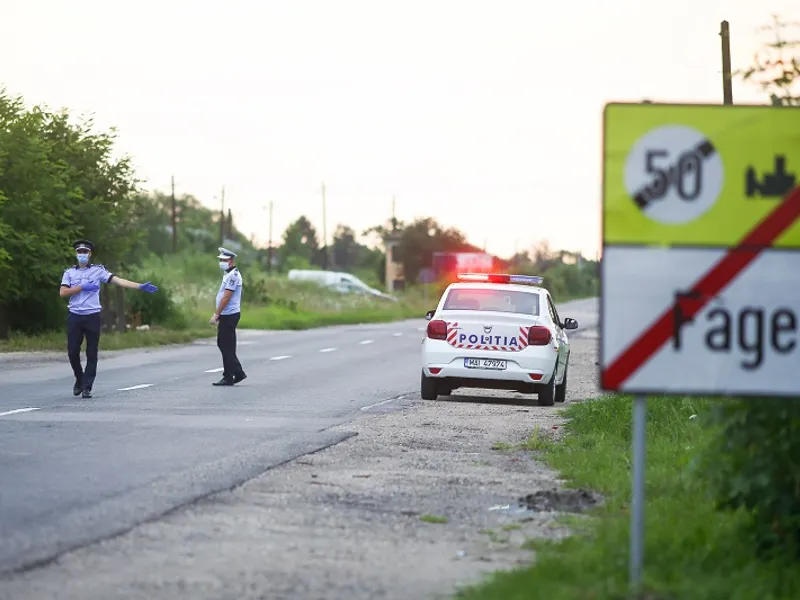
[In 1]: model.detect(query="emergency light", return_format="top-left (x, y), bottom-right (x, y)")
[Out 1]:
top-left (456, 273), bottom-right (544, 285)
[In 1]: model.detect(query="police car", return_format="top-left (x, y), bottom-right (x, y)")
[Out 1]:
top-left (420, 273), bottom-right (578, 406)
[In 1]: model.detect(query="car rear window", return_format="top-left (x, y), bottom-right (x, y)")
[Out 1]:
top-left (442, 287), bottom-right (540, 315)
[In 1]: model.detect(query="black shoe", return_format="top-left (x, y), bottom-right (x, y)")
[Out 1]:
top-left (233, 372), bottom-right (247, 384)
top-left (73, 379), bottom-right (83, 396)
top-left (82, 389), bottom-right (92, 399)
top-left (212, 378), bottom-right (234, 386)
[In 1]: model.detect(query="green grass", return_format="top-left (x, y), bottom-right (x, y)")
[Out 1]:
top-left (0, 328), bottom-right (215, 353)
top-left (2, 253), bottom-right (429, 353)
top-left (420, 515), bottom-right (449, 524)
top-left (456, 394), bottom-right (800, 600)
top-left (238, 302), bottom-right (421, 330)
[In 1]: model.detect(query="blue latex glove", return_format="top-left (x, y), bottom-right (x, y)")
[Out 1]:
top-left (139, 281), bottom-right (158, 293)
top-left (81, 282), bottom-right (100, 293)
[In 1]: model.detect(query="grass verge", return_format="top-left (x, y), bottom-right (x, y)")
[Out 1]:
top-left (0, 303), bottom-right (423, 353)
top-left (0, 328), bottom-right (215, 353)
top-left (456, 394), bottom-right (800, 600)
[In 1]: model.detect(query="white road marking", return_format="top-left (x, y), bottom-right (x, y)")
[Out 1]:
top-left (416, 327), bottom-right (425, 331)
top-left (360, 396), bottom-right (404, 411)
top-left (392, 332), bottom-right (403, 337)
top-left (205, 367), bottom-right (224, 373)
top-left (0, 407), bottom-right (40, 417)
top-left (270, 355), bottom-right (291, 361)
top-left (319, 347), bottom-right (337, 353)
top-left (359, 340), bottom-right (374, 345)
top-left (117, 384), bottom-right (154, 391)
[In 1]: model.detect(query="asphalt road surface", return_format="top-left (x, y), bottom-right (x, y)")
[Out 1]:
top-left (0, 298), bottom-right (598, 576)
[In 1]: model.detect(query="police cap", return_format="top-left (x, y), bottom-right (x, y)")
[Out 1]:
top-left (72, 239), bottom-right (94, 251)
top-left (217, 247), bottom-right (237, 259)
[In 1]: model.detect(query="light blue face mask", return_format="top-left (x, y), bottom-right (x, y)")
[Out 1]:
top-left (77, 253), bottom-right (89, 265)
top-left (219, 261), bottom-right (229, 270)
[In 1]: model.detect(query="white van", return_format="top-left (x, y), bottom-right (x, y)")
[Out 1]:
top-left (287, 270), bottom-right (397, 302)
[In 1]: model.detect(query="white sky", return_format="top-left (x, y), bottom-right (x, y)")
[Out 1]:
top-left (2, 0), bottom-right (797, 259)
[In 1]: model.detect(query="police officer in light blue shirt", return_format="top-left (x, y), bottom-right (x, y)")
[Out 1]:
top-left (209, 247), bottom-right (246, 386)
top-left (59, 239), bottom-right (159, 398)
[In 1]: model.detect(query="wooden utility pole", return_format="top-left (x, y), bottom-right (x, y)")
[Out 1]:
top-left (321, 182), bottom-right (329, 270)
top-left (171, 175), bottom-right (177, 253)
top-left (267, 200), bottom-right (274, 273)
top-left (720, 20), bottom-right (733, 105)
top-left (219, 186), bottom-right (225, 247)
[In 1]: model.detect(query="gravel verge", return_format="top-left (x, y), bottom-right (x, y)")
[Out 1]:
top-left (0, 333), bottom-right (600, 600)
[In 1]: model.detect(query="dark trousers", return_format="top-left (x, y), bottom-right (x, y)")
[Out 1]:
top-left (67, 312), bottom-right (102, 390)
top-left (217, 312), bottom-right (244, 381)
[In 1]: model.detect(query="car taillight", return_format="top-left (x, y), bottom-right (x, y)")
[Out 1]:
top-left (528, 326), bottom-right (551, 345)
top-left (427, 319), bottom-right (448, 340)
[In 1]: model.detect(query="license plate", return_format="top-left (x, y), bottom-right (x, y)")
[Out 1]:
top-left (464, 358), bottom-right (507, 370)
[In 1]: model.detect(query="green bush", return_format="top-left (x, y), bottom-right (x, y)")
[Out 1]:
top-left (124, 268), bottom-right (187, 329)
top-left (697, 398), bottom-right (800, 558)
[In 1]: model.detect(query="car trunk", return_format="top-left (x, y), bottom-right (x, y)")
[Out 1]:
top-left (440, 311), bottom-right (541, 352)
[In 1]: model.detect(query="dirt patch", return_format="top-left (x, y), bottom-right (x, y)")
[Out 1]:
top-left (518, 488), bottom-right (602, 512)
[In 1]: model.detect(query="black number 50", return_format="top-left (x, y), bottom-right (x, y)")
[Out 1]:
top-left (645, 149), bottom-right (703, 202)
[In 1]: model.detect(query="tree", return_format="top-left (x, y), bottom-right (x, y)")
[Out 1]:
top-left (738, 14), bottom-right (800, 106)
top-left (0, 89), bottom-right (140, 337)
top-left (365, 216), bottom-right (476, 284)
top-left (278, 216), bottom-right (319, 268)
top-left (331, 224), bottom-right (361, 270)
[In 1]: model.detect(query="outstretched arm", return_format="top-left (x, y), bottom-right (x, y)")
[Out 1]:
top-left (109, 276), bottom-right (142, 289)
top-left (110, 276), bottom-right (158, 293)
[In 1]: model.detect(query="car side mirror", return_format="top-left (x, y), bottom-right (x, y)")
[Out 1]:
top-left (425, 310), bottom-right (435, 321)
top-left (563, 317), bottom-right (578, 330)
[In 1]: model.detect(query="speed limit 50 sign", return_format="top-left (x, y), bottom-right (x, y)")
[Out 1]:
top-left (601, 102), bottom-right (800, 397)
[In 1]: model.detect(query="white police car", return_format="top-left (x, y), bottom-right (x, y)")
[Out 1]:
top-left (420, 273), bottom-right (578, 406)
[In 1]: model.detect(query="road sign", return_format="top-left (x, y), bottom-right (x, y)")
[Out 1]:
top-left (601, 103), bottom-right (800, 398)
top-left (418, 268), bottom-right (436, 285)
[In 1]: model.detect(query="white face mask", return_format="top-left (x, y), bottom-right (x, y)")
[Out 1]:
top-left (219, 261), bottom-right (230, 270)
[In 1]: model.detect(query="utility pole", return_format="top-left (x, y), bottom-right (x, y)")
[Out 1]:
top-left (219, 186), bottom-right (225, 247)
top-left (267, 200), bottom-right (274, 274)
top-left (321, 182), bottom-right (329, 270)
top-left (391, 196), bottom-right (397, 231)
top-left (720, 20), bottom-right (733, 105)
top-left (170, 175), bottom-right (177, 253)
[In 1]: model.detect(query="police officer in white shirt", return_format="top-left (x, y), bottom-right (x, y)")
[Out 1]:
top-left (209, 247), bottom-right (247, 386)
top-left (60, 239), bottom-right (159, 398)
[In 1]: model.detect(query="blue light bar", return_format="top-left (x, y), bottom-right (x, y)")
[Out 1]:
top-left (508, 274), bottom-right (544, 285)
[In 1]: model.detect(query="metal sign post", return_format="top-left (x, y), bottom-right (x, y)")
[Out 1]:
top-left (630, 395), bottom-right (647, 589)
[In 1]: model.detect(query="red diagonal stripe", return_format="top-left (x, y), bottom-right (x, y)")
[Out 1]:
top-left (602, 186), bottom-right (800, 390)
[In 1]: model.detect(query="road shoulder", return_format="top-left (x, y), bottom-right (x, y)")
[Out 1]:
top-left (1, 335), bottom-right (599, 600)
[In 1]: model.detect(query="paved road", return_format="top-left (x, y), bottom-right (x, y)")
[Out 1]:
top-left (0, 299), bottom-right (598, 575)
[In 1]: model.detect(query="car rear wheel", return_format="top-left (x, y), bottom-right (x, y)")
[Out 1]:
top-left (421, 370), bottom-right (438, 400)
top-left (555, 364), bottom-right (568, 403)
top-left (537, 370), bottom-right (556, 406)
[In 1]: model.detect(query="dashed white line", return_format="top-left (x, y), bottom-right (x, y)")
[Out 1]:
top-left (319, 347), bottom-right (337, 353)
top-left (270, 355), bottom-right (291, 361)
top-left (205, 367), bottom-right (224, 373)
top-left (416, 327), bottom-right (425, 332)
top-left (0, 407), bottom-right (40, 417)
top-left (359, 340), bottom-right (374, 345)
top-left (117, 384), bottom-right (154, 391)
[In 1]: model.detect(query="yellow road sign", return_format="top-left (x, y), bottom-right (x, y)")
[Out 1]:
top-left (603, 103), bottom-right (800, 248)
